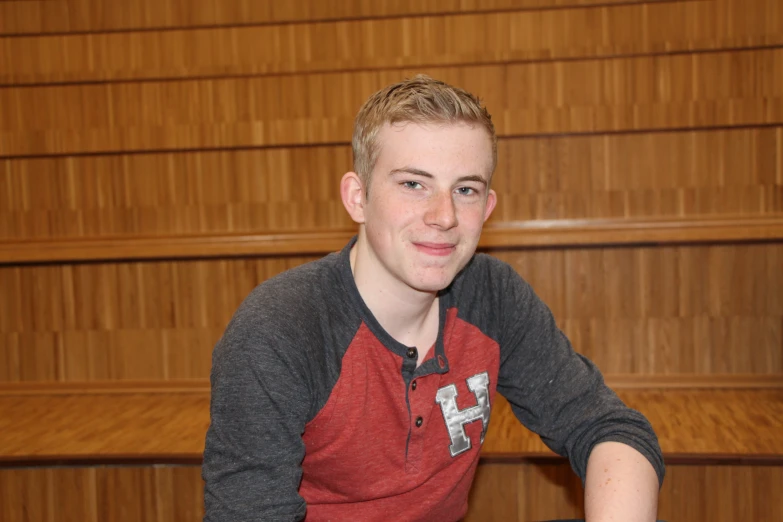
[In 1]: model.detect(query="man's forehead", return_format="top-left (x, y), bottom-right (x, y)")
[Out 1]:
top-left (376, 121), bottom-right (493, 161)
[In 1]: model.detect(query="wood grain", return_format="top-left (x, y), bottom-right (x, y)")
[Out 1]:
top-left (2, 216), bottom-right (782, 264)
top-left (2, 463), bottom-right (780, 522)
top-left (2, 127), bottom-right (781, 242)
top-left (4, 0), bottom-right (781, 85)
top-left (2, 48), bottom-right (781, 157)
top-left (1, 243), bottom-right (780, 382)
top-left (0, 466), bottom-right (204, 522)
top-left (0, 388), bottom-right (780, 463)
top-left (482, 389), bottom-right (783, 460)
top-left (0, 0), bottom-right (678, 35)
top-left (465, 463), bottom-right (783, 521)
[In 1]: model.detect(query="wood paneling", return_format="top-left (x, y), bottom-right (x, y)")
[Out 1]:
top-left (465, 463), bottom-right (783, 522)
top-left (2, 127), bottom-right (781, 241)
top-left (497, 243), bottom-right (783, 375)
top-left (0, 256), bottom-right (319, 382)
top-left (1, 463), bottom-right (780, 522)
top-left (2, 48), bottom-right (782, 157)
top-left (4, 0), bottom-right (781, 85)
top-left (1, 388), bottom-right (781, 463)
top-left (1, 243), bottom-right (780, 382)
top-left (3, 216), bottom-right (783, 264)
top-left (0, 0), bottom-right (672, 35)
top-left (0, 466), bottom-right (204, 522)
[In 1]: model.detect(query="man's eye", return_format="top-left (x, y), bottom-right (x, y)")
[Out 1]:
top-left (456, 187), bottom-right (476, 195)
top-left (402, 181), bottom-right (422, 190)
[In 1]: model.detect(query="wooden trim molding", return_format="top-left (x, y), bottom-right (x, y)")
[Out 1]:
top-left (1, 373), bottom-right (781, 396)
top-left (2, 215), bottom-right (782, 265)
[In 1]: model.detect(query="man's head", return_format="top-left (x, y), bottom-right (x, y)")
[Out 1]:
top-left (342, 76), bottom-right (498, 294)
top-left (352, 74), bottom-right (497, 192)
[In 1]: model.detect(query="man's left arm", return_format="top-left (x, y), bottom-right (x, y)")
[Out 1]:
top-left (491, 262), bottom-right (665, 517)
top-left (584, 441), bottom-right (660, 522)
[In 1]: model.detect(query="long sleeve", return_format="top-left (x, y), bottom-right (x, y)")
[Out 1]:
top-left (495, 266), bottom-right (665, 486)
top-left (202, 298), bottom-right (315, 521)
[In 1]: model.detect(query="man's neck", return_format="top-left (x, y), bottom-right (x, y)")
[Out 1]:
top-left (350, 238), bottom-right (439, 351)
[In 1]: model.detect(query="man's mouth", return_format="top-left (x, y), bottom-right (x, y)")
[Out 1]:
top-left (413, 242), bottom-right (456, 257)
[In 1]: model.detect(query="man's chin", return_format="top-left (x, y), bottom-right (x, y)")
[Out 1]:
top-left (407, 273), bottom-right (458, 294)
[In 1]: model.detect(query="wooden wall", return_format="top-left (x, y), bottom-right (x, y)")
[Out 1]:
top-left (1, 0), bottom-right (782, 520)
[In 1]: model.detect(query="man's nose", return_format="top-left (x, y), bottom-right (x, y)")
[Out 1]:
top-left (424, 191), bottom-right (458, 229)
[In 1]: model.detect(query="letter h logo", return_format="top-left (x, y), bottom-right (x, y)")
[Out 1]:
top-left (435, 372), bottom-right (491, 457)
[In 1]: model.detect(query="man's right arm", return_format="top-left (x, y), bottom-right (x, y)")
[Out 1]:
top-left (202, 322), bottom-right (312, 522)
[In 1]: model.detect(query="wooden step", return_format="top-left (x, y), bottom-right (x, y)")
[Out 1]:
top-left (1, 384), bottom-right (781, 466)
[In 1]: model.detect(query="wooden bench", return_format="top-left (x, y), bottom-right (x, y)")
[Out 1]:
top-left (1, 381), bottom-right (781, 466)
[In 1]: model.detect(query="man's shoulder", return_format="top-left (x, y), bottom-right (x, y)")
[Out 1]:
top-left (223, 251), bottom-right (349, 345)
top-left (456, 252), bottom-right (521, 290)
top-left (251, 251), bottom-right (343, 304)
top-left (447, 253), bottom-right (536, 323)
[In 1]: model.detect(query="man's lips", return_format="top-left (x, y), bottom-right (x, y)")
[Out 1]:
top-left (413, 242), bottom-right (456, 256)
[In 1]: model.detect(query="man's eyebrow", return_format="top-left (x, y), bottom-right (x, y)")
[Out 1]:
top-left (455, 174), bottom-right (488, 187)
top-left (389, 167), bottom-right (434, 178)
top-left (389, 167), bottom-right (488, 187)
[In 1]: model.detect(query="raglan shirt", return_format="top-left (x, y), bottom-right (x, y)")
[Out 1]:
top-left (202, 237), bottom-right (665, 522)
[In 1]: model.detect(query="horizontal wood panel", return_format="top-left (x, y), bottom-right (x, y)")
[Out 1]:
top-left (1, 243), bottom-right (780, 381)
top-left (0, 0), bottom-right (668, 35)
top-left (3, 216), bottom-right (783, 265)
top-left (4, 0), bottom-right (781, 85)
top-left (1, 464), bottom-right (781, 522)
top-left (2, 48), bottom-right (782, 157)
top-left (1, 126), bottom-right (781, 241)
top-left (1, 389), bottom-right (780, 462)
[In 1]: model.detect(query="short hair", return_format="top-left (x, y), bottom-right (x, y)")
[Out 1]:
top-left (352, 74), bottom-right (497, 190)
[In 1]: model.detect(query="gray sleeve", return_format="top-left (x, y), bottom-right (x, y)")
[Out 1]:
top-left (202, 302), bottom-right (313, 522)
top-left (495, 266), bottom-right (665, 487)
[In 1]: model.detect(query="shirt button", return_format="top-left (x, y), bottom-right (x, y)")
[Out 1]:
top-left (415, 416), bottom-right (423, 427)
top-left (406, 347), bottom-right (417, 359)
top-left (411, 381), bottom-right (417, 391)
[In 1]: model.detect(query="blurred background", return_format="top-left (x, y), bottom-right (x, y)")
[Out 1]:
top-left (0, 0), bottom-right (781, 520)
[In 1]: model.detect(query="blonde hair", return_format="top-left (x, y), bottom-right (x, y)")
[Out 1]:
top-left (352, 74), bottom-right (497, 189)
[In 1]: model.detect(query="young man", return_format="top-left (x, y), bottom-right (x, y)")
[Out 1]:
top-left (202, 75), bottom-right (664, 521)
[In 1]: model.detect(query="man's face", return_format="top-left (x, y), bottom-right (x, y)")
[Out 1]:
top-left (359, 121), bottom-right (497, 293)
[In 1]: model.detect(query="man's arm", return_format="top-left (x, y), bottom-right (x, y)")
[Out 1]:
top-left (202, 289), bottom-right (316, 522)
top-left (585, 441), bottom-right (660, 522)
top-left (490, 260), bottom-right (665, 511)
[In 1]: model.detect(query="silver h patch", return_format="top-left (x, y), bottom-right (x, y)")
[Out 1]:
top-left (435, 372), bottom-right (491, 457)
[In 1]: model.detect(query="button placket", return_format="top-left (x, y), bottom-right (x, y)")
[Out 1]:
top-left (405, 372), bottom-right (439, 469)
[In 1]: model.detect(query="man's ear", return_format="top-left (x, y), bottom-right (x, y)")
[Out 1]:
top-left (341, 171), bottom-right (366, 224)
top-left (483, 189), bottom-right (498, 222)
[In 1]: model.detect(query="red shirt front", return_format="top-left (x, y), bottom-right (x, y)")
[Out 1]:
top-left (300, 310), bottom-right (500, 521)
